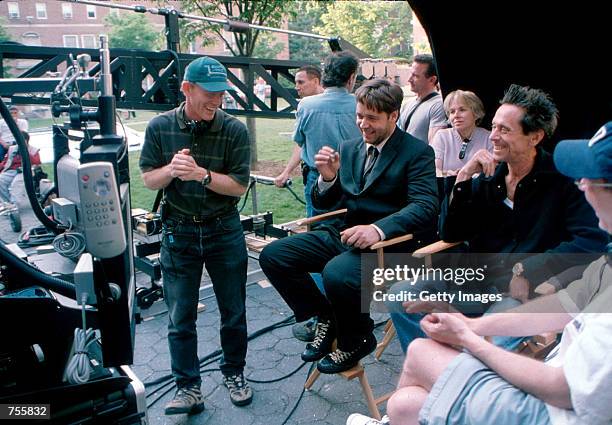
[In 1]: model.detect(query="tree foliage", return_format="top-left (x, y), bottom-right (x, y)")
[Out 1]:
top-left (105, 13), bottom-right (161, 50)
top-left (252, 31), bottom-right (285, 60)
top-left (179, 1), bottom-right (297, 166)
top-left (180, 0), bottom-right (294, 57)
top-left (314, 1), bottom-right (413, 60)
top-left (287, 1), bottom-right (330, 63)
top-left (0, 17), bottom-right (13, 43)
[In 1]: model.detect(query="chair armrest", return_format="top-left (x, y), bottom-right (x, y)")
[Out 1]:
top-left (296, 208), bottom-right (347, 228)
top-left (370, 234), bottom-right (413, 250)
top-left (370, 234), bottom-right (414, 269)
top-left (412, 240), bottom-right (463, 258)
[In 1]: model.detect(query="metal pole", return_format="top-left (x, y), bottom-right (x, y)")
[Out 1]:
top-left (67, 0), bottom-right (330, 41)
top-left (251, 182), bottom-right (258, 216)
top-left (99, 35), bottom-right (112, 97)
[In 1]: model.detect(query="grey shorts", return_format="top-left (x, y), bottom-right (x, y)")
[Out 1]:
top-left (418, 353), bottom-right (552, 425)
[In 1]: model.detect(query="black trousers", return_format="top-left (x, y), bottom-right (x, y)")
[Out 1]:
top-left (259, 228), bottom-right (374, 350)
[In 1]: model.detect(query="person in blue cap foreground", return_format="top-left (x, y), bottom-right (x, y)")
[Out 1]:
top-left (140, 56), bottom-right (253, 414)
top-left (347, 122), bottom-right (612, 425)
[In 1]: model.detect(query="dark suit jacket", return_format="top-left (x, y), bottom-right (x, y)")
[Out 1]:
top-left (312, 126), bottom-right (439, 249)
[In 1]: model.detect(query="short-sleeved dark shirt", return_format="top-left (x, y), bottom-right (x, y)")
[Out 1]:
top-left (139, 103), bottom-right (251, 218)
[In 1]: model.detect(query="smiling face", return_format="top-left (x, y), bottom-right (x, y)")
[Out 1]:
top-left (182, 82), bottom-right (224, 122)
top-left (356, 102), bottom-right (398, 145)
top-left (490, 104), bottom-right (543, 164)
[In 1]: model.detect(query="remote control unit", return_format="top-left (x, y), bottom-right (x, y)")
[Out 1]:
top-left (77, 162), bottom-right (127, 258)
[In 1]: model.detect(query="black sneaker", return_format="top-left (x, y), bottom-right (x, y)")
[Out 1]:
top-left (317, 333), bottom-right (377, 374)
top-left (301, 318), bottom-right (335, 362)
top-left (164, 385), bottom-right (205, 415)
top-left (223, 372), bottom-right (253, 406)
top-left (292, 317), bottom-right (318, 342)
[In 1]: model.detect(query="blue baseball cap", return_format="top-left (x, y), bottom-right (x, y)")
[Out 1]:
top-left (183, 56), bottom-right (234, 92)
top-left (554, 121), bottom-right (612, 180)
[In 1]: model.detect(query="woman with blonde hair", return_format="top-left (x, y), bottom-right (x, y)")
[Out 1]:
top-left (431, 90), bottom-right (492, 176)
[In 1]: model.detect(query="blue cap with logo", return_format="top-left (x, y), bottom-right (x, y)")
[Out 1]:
top-left (183, 56), bottom-right (234, 92)
top-left (554, 121), bottom-right (612, 180)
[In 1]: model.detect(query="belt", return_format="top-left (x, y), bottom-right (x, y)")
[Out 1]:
top-left (166, 210), bottom-right (234, 225)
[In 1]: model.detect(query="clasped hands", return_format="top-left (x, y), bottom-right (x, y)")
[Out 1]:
top-left (402, 299), bottom-right (473, 347)
top-left (169, 148), bottom-right (206, 182)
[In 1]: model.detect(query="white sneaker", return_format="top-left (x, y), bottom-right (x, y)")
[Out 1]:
top-left (346, 413), bottom-right (390, 425)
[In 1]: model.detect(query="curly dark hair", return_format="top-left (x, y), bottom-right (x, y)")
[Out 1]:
top-left (501, 84), bottom-right (559, 139)
top-left (321, 52), bottom-right (359, 88)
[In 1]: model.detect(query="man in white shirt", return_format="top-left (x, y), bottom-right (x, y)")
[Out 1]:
top-left (347, 121), bottom-right (612, 425)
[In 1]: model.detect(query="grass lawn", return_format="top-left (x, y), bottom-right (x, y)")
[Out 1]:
top-left (127, 115), bottom-right (306, 224)
top-left (35, 108), bottom-right (307, 224)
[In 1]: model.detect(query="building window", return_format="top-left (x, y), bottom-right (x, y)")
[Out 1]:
top-left (81, 35), bottom-right (97, 49)
top-left (63, 35), bottom-right (79, 48)
top-left (189, 41), bottom-right (198, 54)
top-left (62, 3), bottom-right (73, 19)
top-left (35, 3), bottom-right (47, 19)
top-left (86, 5), bottom-right (97, 19)
top-left (22, 32), bottom-right (42, 46)
top-left (7, 2), bottom-right (20, 19)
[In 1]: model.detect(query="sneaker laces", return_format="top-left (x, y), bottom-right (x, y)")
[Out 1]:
top-left (224, 373), bottom-right (249, 391)
top-left (310, 321), bottom-right (330, 349)
top-left (174, 386), bottom-right (202, 403)
top-left (329, 347), bottom-right (355, 363)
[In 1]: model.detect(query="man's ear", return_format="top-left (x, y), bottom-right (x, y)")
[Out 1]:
top-left (390, 110), bottom-right (399, 123)
top-left (530, 129), bottom-right (545, 147)
top-left (347, 72), bottom-right (357, 91)
top-left (181, 81), bottom-right (191, 96)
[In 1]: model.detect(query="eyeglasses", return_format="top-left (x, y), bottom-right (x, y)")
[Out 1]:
top-left (574, 180), bottom-right (612, 190)
top-left (458, 139), bottom-right (470, 160)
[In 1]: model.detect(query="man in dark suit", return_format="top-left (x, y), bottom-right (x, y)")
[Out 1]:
top-left (259, 79), bottom-right (438, 374)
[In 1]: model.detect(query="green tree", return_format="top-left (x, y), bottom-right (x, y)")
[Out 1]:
top-left (314, 1), bottom-right (413, 60)
top-left (0, 17), bottom-right (13, 43)
top-left (287, 1), bottom-right (329, 63)
top-left (252, 31), bottom-right (285, 60)
top-left (105, 13), bottom-right (161, 50)
top-left (0, 17), bottom-right (15, 77)
top-left (180, 0), bottom-right (296, 166)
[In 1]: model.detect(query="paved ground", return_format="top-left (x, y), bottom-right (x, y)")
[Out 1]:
top-left (2, 179), bottom-right (404, 425)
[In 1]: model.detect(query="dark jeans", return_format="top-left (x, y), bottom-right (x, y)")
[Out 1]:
top-left (259, 229), bottom-right (374, 351)
top-left (160, 211), bottom-right (248, 388)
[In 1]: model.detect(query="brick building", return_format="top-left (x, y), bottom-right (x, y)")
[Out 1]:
top-left (0, 0), bottom-right (288, 63)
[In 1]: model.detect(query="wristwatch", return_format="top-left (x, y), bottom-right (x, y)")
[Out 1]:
top-left (200, 169), bottom-right (212, 187)
top-left (512, 262), bottom-right (524, 278)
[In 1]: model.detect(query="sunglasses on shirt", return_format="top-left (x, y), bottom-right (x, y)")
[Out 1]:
top-left (458, 138), bottom-right (470, 160)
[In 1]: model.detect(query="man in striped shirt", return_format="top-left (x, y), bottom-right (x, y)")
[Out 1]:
top-left (139, 56), bottom-right (252, 415)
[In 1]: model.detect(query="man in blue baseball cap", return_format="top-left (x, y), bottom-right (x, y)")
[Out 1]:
top-left (140, 56), bottom-right (253, 414)
top-left (347, 122), bottom-right (612, 425)
top-left (554, 121), bottom-right (612, 233)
